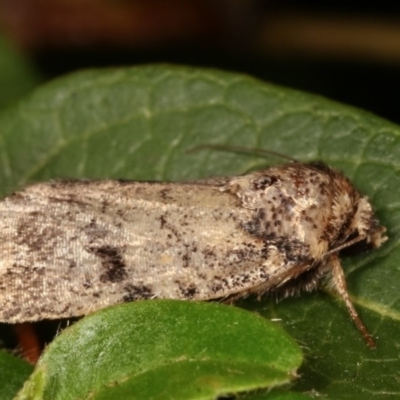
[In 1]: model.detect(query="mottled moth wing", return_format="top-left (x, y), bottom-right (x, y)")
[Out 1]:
top-left (0, 178), bottom-right (289, 322)
top-left (0, 161), bottom-right (387, 348)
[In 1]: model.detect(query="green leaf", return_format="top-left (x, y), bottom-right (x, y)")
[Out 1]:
top-left (0, 65), bottom-right (398, 399)
top-left (0, 35), bottom-right (41, 108)
top-left (16, 301), bottom-right (301, 399)
top-left (0, 350), bottom-right (33, 400)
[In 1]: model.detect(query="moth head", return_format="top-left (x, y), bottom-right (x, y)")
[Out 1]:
top-left (351, 196), bottom-right (387, 248)
top-left (332, 194), bottom-right (387, 257)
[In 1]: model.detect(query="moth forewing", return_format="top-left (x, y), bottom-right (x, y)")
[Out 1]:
top-left (0, 179), bottom-right (276, 321)
top-left (0, 162), bottom-right (387, 347)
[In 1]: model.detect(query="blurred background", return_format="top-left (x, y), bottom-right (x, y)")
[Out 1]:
top-left (1, 0), bottom-right (400, 123)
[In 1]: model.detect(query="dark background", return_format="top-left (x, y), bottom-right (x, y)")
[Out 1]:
top-left (1, 0), bottom-right (400, 124)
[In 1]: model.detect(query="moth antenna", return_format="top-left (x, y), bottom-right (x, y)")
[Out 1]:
top-left (330, 255), bottom-right (376, 348)
top-left (187, 144), bottom-right (298, 163)
top-left (326, 235), bottom-right (365, 255)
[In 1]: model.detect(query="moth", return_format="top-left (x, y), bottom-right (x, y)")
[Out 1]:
top-left (0, 162), bottom-right (387, 347)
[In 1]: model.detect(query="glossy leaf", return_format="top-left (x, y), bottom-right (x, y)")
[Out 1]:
top-left (17, 301), bottom-right (301, 399)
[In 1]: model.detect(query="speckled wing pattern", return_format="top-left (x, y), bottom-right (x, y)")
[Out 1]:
top-left (0, 178), bottom-right (280, 322)
top-left (0, 163), bottom-right (386, 327)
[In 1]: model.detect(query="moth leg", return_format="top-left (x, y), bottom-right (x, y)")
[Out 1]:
top-left (13, 323), bottom-right (41, 364)
top-left (330, 255), bottom-right (376, 348)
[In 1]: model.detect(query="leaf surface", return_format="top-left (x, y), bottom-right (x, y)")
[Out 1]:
top-left (17, 301), bottom-right (301, 399)
top-left (0, 350), bottom-right (33, 400)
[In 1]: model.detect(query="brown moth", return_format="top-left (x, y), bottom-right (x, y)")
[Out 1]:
top-left (0, 162), bottom-right (387, 347)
